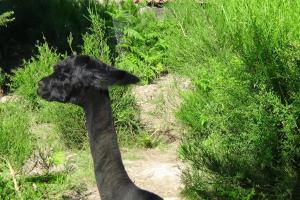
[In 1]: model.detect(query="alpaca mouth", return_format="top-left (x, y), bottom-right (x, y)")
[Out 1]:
top-left (37, 87), bottom-right (49, 100)
top-left (37, 81), bottom-right (45, 96)
top-left (37, 81), bottom-right (51, 100)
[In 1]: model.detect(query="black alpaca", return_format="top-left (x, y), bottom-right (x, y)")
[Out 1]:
top-left (37, 55), bottom-right (163, 200)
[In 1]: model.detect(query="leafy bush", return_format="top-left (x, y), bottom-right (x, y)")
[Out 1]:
top-left (11, 42), bottom-right (60, 105)
top-left (0, 0), bottom-right (14, 28)
top-left (0, 176), bottom-right (15, 200)
top-left (38, 102), bottom-right (86, 149)
top-left (82, 9), bottom-right (112, 64)
top-left (111, 0), bottom-right (168, 83)
top-left (167, 0), bottom-right (300, 199)
top-left (110, 87), bottom-right (141, 146)
top-left (0, 102), bottom-right (33, 168)
top-left (0, 10), bottom-right (14, 27)
top-left (179, 58), bottom-right (300, 199)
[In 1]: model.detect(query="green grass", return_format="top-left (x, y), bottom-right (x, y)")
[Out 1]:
top-left (165, 0), bottom-right (300, 199)
top-left (0, 101), bottom-right (33, 169)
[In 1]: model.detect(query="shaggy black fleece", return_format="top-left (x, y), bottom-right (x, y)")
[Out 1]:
top-left (37, 55), bottom-right (163, 200)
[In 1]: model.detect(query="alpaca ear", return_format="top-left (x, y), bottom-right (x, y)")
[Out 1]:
top-left (74, 55), bottom-right (140, 89)
top-left (110, 68), bottom-right (140, 85)
top-left (91, 68), bottom-right (140, 89)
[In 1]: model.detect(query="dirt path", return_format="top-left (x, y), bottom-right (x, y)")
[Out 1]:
top-left (123, 144), bottom-right (183, 199)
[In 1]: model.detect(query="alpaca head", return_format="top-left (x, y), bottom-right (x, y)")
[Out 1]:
top-left (37, 55), bottom-right (139, 105)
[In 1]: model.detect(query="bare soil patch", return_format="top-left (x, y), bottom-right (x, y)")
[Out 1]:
top-left (132, 74), bottom-right (190, 142)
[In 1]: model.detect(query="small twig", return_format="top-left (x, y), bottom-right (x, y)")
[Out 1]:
top-left (0, 157), bottom-right (23, 200)
top-left (26, 153), bottom-right (39, 175)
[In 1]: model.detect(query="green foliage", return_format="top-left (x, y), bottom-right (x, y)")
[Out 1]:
top-left (109, 87), bottom-right (141, 146)
top-left (135, 132), bottom-right (162, 149)
top-left (110, 0), bottom-right (168, 83)
top-left (0, 171), bottom-right (69, 199)
top-left (167, 0), bottom-right (300, 199)
top-left (0, 176), bottom-right (15, 200)
top-left (0, 10), bottom-right (14, 27)
top-left (0, 68), bottom-right (5, 88)
top-left (38, 102), bottom-right (86, 149)
top-left (179, 58), bottom-right (299, 199)
top-left (0, 102), bottom-right (33, 168)
top-left (11, 42), bottom-right (60, 104)
top-left (82, 9), bottom-right (111, 64)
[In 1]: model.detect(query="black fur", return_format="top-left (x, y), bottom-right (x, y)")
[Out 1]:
top-left (37, 55), bottom-right (139, 105)
top-left (37, 55), bottom-right (163, 200)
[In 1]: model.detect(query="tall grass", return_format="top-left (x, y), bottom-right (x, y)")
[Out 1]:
top-left (0, 102), bottom-right (33, 169)
top-left (166, 0), bottom-right (300, 199)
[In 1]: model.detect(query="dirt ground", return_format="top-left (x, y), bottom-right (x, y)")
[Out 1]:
top-left (85, 143), bottom-right (183, 200)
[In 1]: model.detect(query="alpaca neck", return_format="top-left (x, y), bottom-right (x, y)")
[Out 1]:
top-left (83, 89), bottom-right (134, 200)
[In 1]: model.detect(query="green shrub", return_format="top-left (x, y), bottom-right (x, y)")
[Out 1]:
top-left (0, 0), bottom-right (14, 28)
top-left (38, 102), bottom-right (86, 149)
top-left (0, 176), bottom-right (15, 200)
top-left (10, 42), bottom-right (60, 105)
top-left (82, 9), bottom-right (112, 64)
top-left (179, 58), bottom-right (299, 199)
top-left (110, 86), bottom-right (141, 146)
top-left (0, 102), bottom-right (33, 168)
top-left (165, 0), bottom-right (217, 76)
top-left (0, 10), bottom-right (14, 27)
top-left (111, 0), bottom-right (168, 83)
top-left (167, 0), bottom-right (300, 199)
